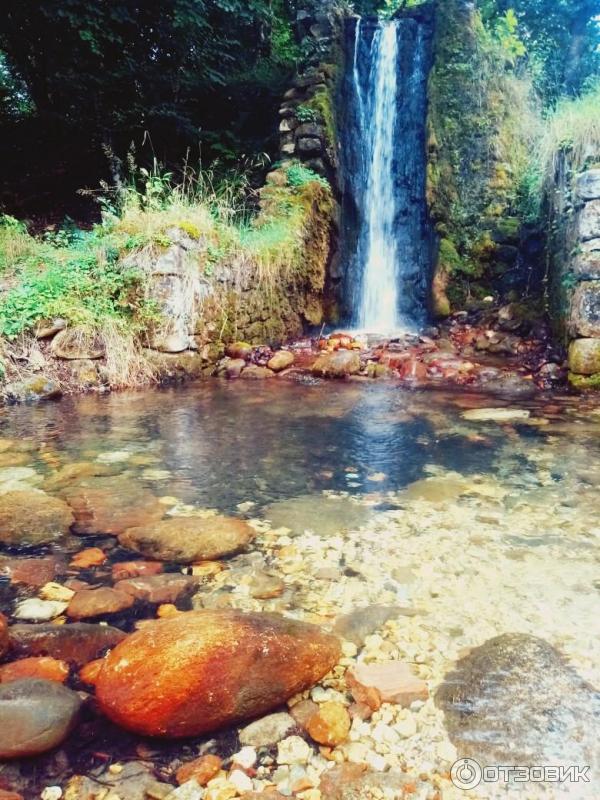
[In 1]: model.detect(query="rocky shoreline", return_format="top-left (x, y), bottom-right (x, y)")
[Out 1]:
top-left (2, 301), bottom-right (571, 405)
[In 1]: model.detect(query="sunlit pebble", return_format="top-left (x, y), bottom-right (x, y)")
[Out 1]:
top-left (41, 788), bottom-right (62, 800)
top-left (158, 495), bottom-right (179, 506)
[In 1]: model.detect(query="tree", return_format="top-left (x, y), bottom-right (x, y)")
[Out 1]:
top-left (479, 0), bottom-right (599, 102)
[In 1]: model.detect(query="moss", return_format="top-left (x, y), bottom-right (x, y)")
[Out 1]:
top-left (173, 220), bottom-right (202, 240)
top-left (306, 87), bottom-right (336, 148)
top-left (427, 0), bottom-right (535, 306)
top-left (568, 372), bottom-right (600, 391)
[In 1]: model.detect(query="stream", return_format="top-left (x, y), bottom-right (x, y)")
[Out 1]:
top-left (1, 381), bottom-right (600, 798)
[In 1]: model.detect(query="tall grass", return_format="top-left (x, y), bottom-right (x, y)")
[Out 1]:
top-left (540, 82), bottom-right (600, 183)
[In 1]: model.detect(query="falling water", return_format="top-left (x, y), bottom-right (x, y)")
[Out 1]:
top-left (339, 15), bottom-right (434, 333)
top-left (358, 22), bottom-right (401, 331)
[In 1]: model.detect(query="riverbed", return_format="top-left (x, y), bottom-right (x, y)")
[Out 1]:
top-left (1, 381), bottom-right (599, 800)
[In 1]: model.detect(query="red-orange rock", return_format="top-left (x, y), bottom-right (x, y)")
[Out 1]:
top-left (0, 556), bottom-right (61, 587)
top-left (176, 754), bottom-right (222, 786)
top-left (0, 656), bottom-right (69, 684)
top-left (70, 548), bottom-right (107, 568)
top-left (95, 610), bottom-right (341, 737)
top-left (398, 358), bottom-right (428, 382)
top-left (67, 587), bottom-right (134, 619)
top-left (0, 613), bottom-right (8, 658)
top-left (111, 561), bottom-right (163, 581)
top-left (79, 658), bottom-right (105, 686)
top-left (0, 789), bottom-right (24, 800)
top-left (115, 574), bottom-right (199, 605)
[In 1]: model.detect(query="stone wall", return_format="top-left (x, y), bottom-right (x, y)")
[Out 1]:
top-left (548, 163), bottom-right (600, 388)
top-left (142, 176), bottom-right (334, 369)
top-left (276, 2), bottom-right (341, 180)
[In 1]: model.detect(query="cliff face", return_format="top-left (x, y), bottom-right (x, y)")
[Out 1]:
top-left (426, 0), bottom-right (536, 316)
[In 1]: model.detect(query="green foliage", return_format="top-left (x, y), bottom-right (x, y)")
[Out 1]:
top-left (0, 224), bottom-right (155, 339)
top-left (479, 0), bottom-right (600, 103)
top-left (296, 105), bottom-right (319, 124)
top-left (285, 163), bottom-right (329, 189)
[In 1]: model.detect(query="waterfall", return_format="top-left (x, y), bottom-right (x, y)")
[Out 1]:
top-left (339, 14), bottom-right (434, 334)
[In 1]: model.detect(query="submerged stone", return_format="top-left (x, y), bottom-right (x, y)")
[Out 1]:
top-left (0, 490), bottom-right (73, 547)
top-left (60, 477), bottom-right (163, 535)
top-left (8, 622), bottom-right (126, 666)
top-left (333, 605), bottom-right (402, 646)
top-left (0, 679), bottom-right (82, 758)
top-left (264, 494), bottom-right (372, 537)
top-left (119, 516), bottom-right (255, 563)
top-left (436, 633), bottom-right (600, 768)
top-left (115, 574), bottom-right (199, 604)
top-left (95, 610), bottom-right (341, 737)
top-left (67, 587), bottom-right (135, 619)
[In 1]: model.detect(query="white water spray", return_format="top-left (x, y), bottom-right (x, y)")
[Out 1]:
top-left (356, 21), bottom-right (402, 333)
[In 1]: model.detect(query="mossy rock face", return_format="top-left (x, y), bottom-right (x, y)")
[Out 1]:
top-left (568, 338), bottom-right (600, 375)
top-left (427, 0), bottom-right (531, 304)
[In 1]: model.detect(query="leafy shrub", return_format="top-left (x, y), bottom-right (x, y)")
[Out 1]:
top-left (285, 163), bottom-right (329, 189)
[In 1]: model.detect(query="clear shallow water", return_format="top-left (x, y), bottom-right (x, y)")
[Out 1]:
top-left (0, 382), bottom-right (505, 512)
top-left (2, 381), bottom-right (600, 799)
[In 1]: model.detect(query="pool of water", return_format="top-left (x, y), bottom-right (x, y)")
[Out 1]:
top-left (1, 381), bottom-right (600, 799)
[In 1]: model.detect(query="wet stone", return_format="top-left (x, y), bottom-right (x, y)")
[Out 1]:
top-left (238, 711), bottom-right (297, 747)
top-left (115, 574), bottom-right (199, 604)
top-left (95, 610), bottom-right (341, 737)
top-left (0, 490), bottom-right (74, 547)
top-left (333, 605), bottom-right (402, 646)
top-left (0, 678), bottom-right (82, 758)
top-left (436, 633), bottom-right (600, 768)
top-left (119, 516), bottom-right (255, 563)
top-left (8, 621), bottom-right (127, 666)
top-left (67, 586), bottom-right (135, 619)
top-left (60, 476), bottom-right (164, 536)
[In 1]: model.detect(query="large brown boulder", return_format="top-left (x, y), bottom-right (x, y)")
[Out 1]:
top-left (8, 622), bottom-right (126, 666)
top-left (0, 490), bottom-right (74, 547)
top-left (60, 477), bottom-right (163, 535)
top-left (312, 350), bottom-right (361, 378)
top-left (0, 679), bottom-right (82, 758)
top-left (119, 516), bottom-right (255, 563)
top-left (95, 610), bottom-right (341, 737)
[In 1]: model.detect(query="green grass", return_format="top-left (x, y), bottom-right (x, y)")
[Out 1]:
top-left (0, 161), bottom-right (331, 345)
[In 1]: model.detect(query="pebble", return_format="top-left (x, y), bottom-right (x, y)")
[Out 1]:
top-left (277, 736), bottom-right (312, 765)
top-left (232, 745), bottom-right (257, 769)
top-left (41, 788), bottom-right (62, 800)
top-left (39, 582), bottom-right (75, 602)
top-left (228, 770), bottom-right (253, 793)
top-left (239, 712), bottom-right (296, 747)
top-left (13, 598), bottom-right (67, 621)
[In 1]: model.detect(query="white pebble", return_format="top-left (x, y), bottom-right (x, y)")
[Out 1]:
top-left (232, 745), bottom-right (256, 769)
top-left (41, 787), bottom-right (63, 800)
top-left (228, 770), bottom-right (253, 793)
top-left (277, 735), bottom-right (311, 765)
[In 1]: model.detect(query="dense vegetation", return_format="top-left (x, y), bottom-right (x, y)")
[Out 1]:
top-left (0, 0), bottom-right (597, 388)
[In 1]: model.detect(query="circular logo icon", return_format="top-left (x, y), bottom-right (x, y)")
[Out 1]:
top-left (451, 758), bottom-right (483, 790)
